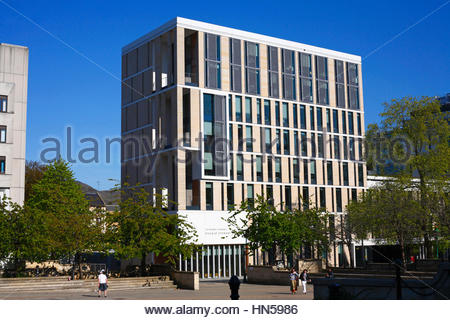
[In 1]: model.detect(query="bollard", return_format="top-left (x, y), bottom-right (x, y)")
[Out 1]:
top-left (228, 275), bottom-right (240, 300)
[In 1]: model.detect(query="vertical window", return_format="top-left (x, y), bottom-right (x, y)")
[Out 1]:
top-left (246, 126), bottom-right (253, 152)
top-left (0, 126), bottom-right (6, 143)
top-left (317, 107), bottom-right (323, 131)
top-left (268, 46), bottom-right (279, 98)
top-left (275, 102), bottom-right (280, 126)
top-left (229, 124), bottom-right (233, 151)
top-left (285, 186), bottom-right (292, 210)
top-left (335, 60), bottom-right (345, 108)
top-left (293, 159), bottom-right (299, 183)
top-left (301, 132), bottom-right (307, 156)
top-left (310, 160), bottom-right (317, 184)
top-left (326, 109), bottom-right (331, 132)
top-left (245, 42), bottom-right (260, 95)
top-left (228, 95), bottom-right (232, 121)
top-left (347, 62), bottom-right (360, 109)
top-left (343, 163), bottom-right (349, 186)
top-left (336, 188), bottom-right (342, 212)
top-left (256, 156), bottom-right (262, 181)
top-left (237, 125), bottom-right (243, 151)
top-left (327, 161), bottom-right (333, 185)
top-left (268, 157), bottom-right (273, 182)
top-left (357, 113), bottom-right (362, 136)
top-left (227, 183), bottom-right (234, 209)
top-left (349, 137), bottom-right (355, 160)
top-left (256, 99), bottom-right (262, 124)
top-left (264, 100), bottom-right (271, 125)
top-left (0, 96), bottom-right (7, 112)
top-left (245, 97), bottom-right (252, 123)
top-left (237, 154), bottom-right (243, 181)
top-left (299, 53), bottom-right (313, 102)
top-left (300, 105), bottom-right (306, 129)
top-left (265, 128), bottom-right (272, 153)
top-left (333, 109), bottom-right (339, 133)
top-left (334, 136), bottom-right (340, 159)
top-left (0, 156), bottom-right (5, 174)
top-left (358, 138), bottom-right (363, 160)
top-left (348, 112), bottom-right (354, 135)
top-left (275, 157), bottom-right (281, 182)
top-left (303, 160), bottom-right (309, 183)
top-left (247, 184), bottom-right (254, 208)
top-left (205, 34), bottom-right (221, 89)
top-left (294, 131), bottom-right (299, 156)
top-left (283, 130), bottom-right (290, 155)
top-left (230, 154), bottom-right (234, 179)
top-left (311, 133), bottom-right (316, 157)
top-left (293, 104), bottom-right (298, 128)
top-left (282, 49), bottom-right (296, 100)
top-left (302, 186), bottom-right (309, 209)
top-left (358, 163), bottom-right (364, 186)
top-left (319, 187), bottom-right (326, 209)
top-left (206, 182), bottom-right (213, 210)
top-left (310, 106), bottom-right (315, 130)
top-left (235, 96), bottom-right (242, 122)
top-left (282, 102), bottom-right (289, 127)
top-left (315, 56), bottom-right (329, 105)
top-left (230, 38), bottom-right (242, 92)
top-left (352, 188), bottom-right (357, 201)
top-left (343, 136), bottom-right (348, 160)
top-left (318, 133), bottom-right (324, 158)
top-left (276, 129), bottom-right (281, 154)
top-left (267, 185), bottom-right (274, 205)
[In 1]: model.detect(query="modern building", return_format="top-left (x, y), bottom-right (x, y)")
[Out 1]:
top-left (0, 43), bottom-right (28, 205)
top-left (121, 18), bottom-right (366, 277)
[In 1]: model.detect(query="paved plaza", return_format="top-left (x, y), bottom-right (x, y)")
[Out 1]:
top-left (0, 281), bottom-right (314, 300)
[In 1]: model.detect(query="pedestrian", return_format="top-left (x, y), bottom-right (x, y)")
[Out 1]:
top-left (325, 268), bottom-right (334, 279)
top-left (289, 268), bottom-right (299, 294)
top-left (228, 275), bottom-right (240, 300)
top-left (98, 269), bottom-right (108, 298)
top-left (299, 269), bottom-right (309, 294)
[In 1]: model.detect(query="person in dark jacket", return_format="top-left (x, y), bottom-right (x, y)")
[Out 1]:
top-left (228, 275), bottom-right (240, 300)
top-left (299, 269), bottom-right (309, 294)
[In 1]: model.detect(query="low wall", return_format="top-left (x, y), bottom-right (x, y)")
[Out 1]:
top-left (150, 264), bottom-right (199, 290)
top-left (312, 263), bottom-right (450, 300)
top-left (248, 265), bottom-right (290, 285)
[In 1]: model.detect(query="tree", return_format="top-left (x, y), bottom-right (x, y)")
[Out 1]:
top-left (347, 177), bottom-right (424, 265)
top-left (105, 186), bottom-right (197, 275)
top-left (26, 159), bottom-right (100, 276)
top-left (226, 195), bottom-right (329, 266)
top-left (25, 161), bottom-right (47, 202)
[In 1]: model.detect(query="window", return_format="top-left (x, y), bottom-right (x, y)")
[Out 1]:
top-left (227, 183), bottom-right (234, 209)
top-left (334, 136), bottom-right (340, 159)
top-left (347, 62), bottom-right (360, 109)
top-left (235, 96), bottom-right (242, 122)
top-left (300, 105), bottom-right (306, 129)
top-left (275, 157), bottom-right (281, 182)
top-left (318, 133), bottom-right (324, 158)
top-left (349, 137), bottom-right (355, 160)
top-left (283, 130), bottom-right (290, 155)
top-left (358, 138), bottom-right (363, 160)
top-left (206, 182), bottom-right (213, 210)
top-left (0, 126), bottom-right (6, 143)
top-left (230, 153), bottom-right (234, 179)
top-left (238, 125), bottom-right (243, 151)
top-left (268, 157), bottom-right (273, 182)
top-left (317, 107), bottom-right (323, 131)
top-left (301, 131), bottom-right (307, 156)
top-left (265, 128), bottom-right (272, 153)
top-left (327, 161), bottom-right (333, 185)
top-left (0, 96), bottom-right (7, 112)
top-left (302, 186), bottom-right (309, 209)
top-left (348, 112), bottom-right (354, 135)
top-left (245, 97), bottom-right (252, 123)
top-left (310, 106), bottom-right (315, 130)
top-left (205, 34), bottom-right (221, 89)
top-left (333, 109), bottom-right (339, 133)
top-left (336, 188), bottom-right (342, 212)
top-left (303, 160), bottom-right (309, 183)
top-left (264, 100), bottom-right (271, 125)
top-left (256, 99), bottom-right (262, 124)
top-left (294, 131), bottom-right (299, 156)
top-left (276, 129), bottom-right (281, 154)
top-left (237, 154), bottom-right (243, 181)
top-left (320, 187), bottom-right (326, 209)
top-left (343, 136), bottom-right (348, 160)
top-left (282, 49), bottom-right (296, 100)
top-left (335, 60), bottom-right (345, 108)
top-left (315, 56), bottom-right (329, 105)
top-left (267, 185), bottom-right (274, 205)
top-left (229, 124), bottom-right (233, 151)
top-left (357, 113), bottom-right (362, 136)
top-left (268, 46), bottom-right (279, 98)
top-left (299, 53), bottom-right (313, 102)
top-left (342, 111), bottom-right (347, 134)
top-left (275, 102), bottom-right (280, 126)
top-left (247, 184), bottom-right (254, 208)
top-left (343, 163), bottom-right (349, 186)
top-left (256, 156), bottom-right (262, 181)
top-left (230, 38), bottom-right (242, 92)
top-left (246, 126), bottom-right (253, 152)
top-left (358, 163), bottom-right (364, 186)
top-left (311, 133), bottom-right (316, 157)
top-left (326, 109), bottom-right (331, 132)
top-left (245, 42), bottom-right (260, 95)
top-left (310, 160), bottom-right (317, 184)
top-left (293, 104), bottom-right (298, 128)
top-left (285, 186), bottom-right (292, 210)
top-left (293, 158), bottom-right (299, 183)
top-left (352, 188), bottom-right (357, 201)
top-left (0, 156), bottom-right (5, 174)
top-left (282, 103), bottom-right (289, 127)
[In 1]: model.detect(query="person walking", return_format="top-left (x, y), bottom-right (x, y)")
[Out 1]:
top-left (299, 269), bottom-right (309, 294)
top-left (289, 268), bottom-right (299, 294)
top-left (98, 269), bottom-right (108, 298)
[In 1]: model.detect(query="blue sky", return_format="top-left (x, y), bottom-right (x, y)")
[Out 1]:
top-left (1, 0), bottom-right (449, 190)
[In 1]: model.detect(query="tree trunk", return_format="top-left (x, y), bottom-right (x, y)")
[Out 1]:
top-left (399, 237), bottom-right (407, 267)
top-left (140, 253), bottom-right (146, 277)
top-left (77, 253), bottom-right (83, 279)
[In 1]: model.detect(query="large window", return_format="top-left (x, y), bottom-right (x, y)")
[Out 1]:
top-left (334, 136), bottom-right (340, 159)
top-left (275, 102), bottom-right (280, 126)
top-left (0, 96), bottom-right (7, 112)
top-left (317, 107), bottom-right (323, 131)
top-left (327, 161), bottom-right (333, 185)
top-left (310, 106), bottom-right (315, 130)
top-left (293, 158), bottom-right (299, 183)
top-left (275, 157), bottom-right (281, 182)
top-left (301, 131), bottom-right (307, 156)
top-left (333, 109), bottom-right (339, 133)
top-left (357, 113), bottom-right (362, 136)
top-left (336, 188), bottom-right (342, 212)
top-left (358, 163), bottom-right (364, 186)
top-left (230, 38), bottom-right (242, 92)
top-left (315, 56), bottom-right (329, 105)
top-left (0, 156), bottom-right (5, 174)
top-left (335, 60), bottom-right (345, 108)
top-left (264, 100), bottom-right (271, 125)
top-left (276, 129), bottom-right (281, 154)
top-left (237, 154), bottom-right (243, 181)
top-left (349, 137), bottom-right (355, 160)
top-left (348, 112), bottom-right (354, 135)
top-left (227, 183), bottom-right (234, 209)
top-left (302, 186), bottom-right (309, 209)
top-left (318, 133), bottom-right (324, 158)
top-left (247, 184), bottom-right (254, 208)
top-left (294, 131), bottom-right (299, 156)
top-left (293, 104), bottom-right (298, 128)
top-left (245, 97), bottom-right (252, 123)
top-left (300, 105), bottom-right (306, 129)
top-left (303, 160), bottom-right (309, 183)
top-left (299, 53), bottom-right (313, 103)
top-left (283, 130), bottom-right (290, 155)
top-left (246, 126), bottom-right (253, 152)
top-left (235, 96), bottom-right (242, 122)
top-left (0, 126), bottom-right (6, 143)
top-left (245, 42), bottom-right (260, 95)
top-left (282, 102), bottom-right (289, 127)
top-left (310, 160), bottom-right (317, 184)
top-left (206, 182), bottom-right (213, 210)
top-left (256, 99), bottom-right (262, 124)
top-left (265, 128), bottom-right (272, 153)
top-left (205, 34), bottom-right (221, 89)
top-left (282, 49), bottom-right (295, 100)
top-left (347, 62), bottom-right (360, 109)
top-left (256, 156), bottom-right (262, 181)
top-left (268, 46), bottom-right (279, 98)
top-left (319, 187), bottom-right (326, 209)
top-left (268, 157), bottom-right (273, 182)
top-left (237, 125), bottom-right (243, 151)
top-left (343, 163), bottom-right (349, 186)
top-left (326, 109), bottom-right (331, 132)
top-left (285, 186), bottom-right (292, 210)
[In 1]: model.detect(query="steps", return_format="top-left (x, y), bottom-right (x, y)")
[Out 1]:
top-left (0, 276), bottom-right (177, 293)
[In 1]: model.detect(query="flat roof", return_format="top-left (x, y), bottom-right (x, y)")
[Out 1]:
top-left (0, 43), bottom-right (29, 50)
top-left (122, 17), bottom-right (361, 63)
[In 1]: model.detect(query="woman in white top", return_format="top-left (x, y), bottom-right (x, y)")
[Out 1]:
top-left (98, 269), bottom-right (108, 298)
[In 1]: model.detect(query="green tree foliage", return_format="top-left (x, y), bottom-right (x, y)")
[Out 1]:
top-left (105, 186), bottom-right (197, 274)
top-left (226, 195), bottom-right (329, 264)
top-left (347, 177), bottom-right (423, 265)
top-left (25, 161), bottom-right (47, 202)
